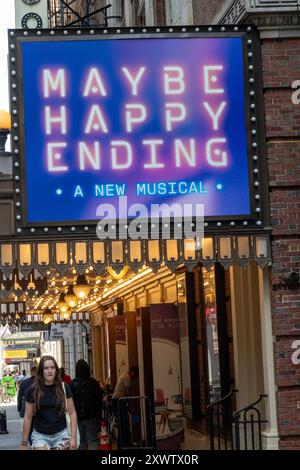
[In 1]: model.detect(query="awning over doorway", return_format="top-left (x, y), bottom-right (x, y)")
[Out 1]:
top-left (0, 235), bottom-right (271, 279)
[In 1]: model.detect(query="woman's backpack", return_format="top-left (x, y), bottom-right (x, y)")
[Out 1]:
top-left (75, 378), bottom-right (102, 420)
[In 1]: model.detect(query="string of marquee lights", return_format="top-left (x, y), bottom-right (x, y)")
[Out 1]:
top-left (0, 235), bottom-right (271, 319)
top-left (7, 25), bottom-right (266, 236)
top-left (0, 299), bottom-right (90, 325)
top-left (0, 236), bottom-right (271, 283)
top-left (0, 311), bottom-right (90, 326)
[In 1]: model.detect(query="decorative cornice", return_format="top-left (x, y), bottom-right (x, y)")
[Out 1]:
top-left (214, 0), bottom-right (246, 24)
top-left (214, 0), bottom-right (300, 28)
top-left (251, 13), bottom-right (300, 27)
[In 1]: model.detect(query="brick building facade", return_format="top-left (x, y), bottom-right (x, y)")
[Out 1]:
top-left (9, 0), bottom-right (300, 450)
top-left (110, 0), bottom-right (300, 449)
top-left (263, 38), bottom-right (300, 449)
top-left (214, 1), bottom-right (300, 451)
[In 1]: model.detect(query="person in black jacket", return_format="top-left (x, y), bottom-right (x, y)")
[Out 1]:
top-left (69, 359), bottom-right (103, 450)
top-left (17, 366), bottom-right (37, 445)
top-left (17, 366), bottom-right (37, 417)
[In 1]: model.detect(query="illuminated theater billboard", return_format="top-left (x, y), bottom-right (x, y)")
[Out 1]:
top-left (9, 27), bottom-right (264, 232)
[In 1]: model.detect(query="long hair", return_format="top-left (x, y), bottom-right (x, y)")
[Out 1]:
top-left (33, 356), bottom-right (66, 416)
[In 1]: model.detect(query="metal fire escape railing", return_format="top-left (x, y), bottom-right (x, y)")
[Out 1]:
top-left (48, 0), bottom-right (114, 28)
top-left (208, 391), bottom-right (268, 450)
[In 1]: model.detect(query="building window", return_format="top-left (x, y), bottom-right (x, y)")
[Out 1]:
top-left (138, 1), bottom-right (146, 26)
top-left (165, 0), bottom-right (172, 25)
top-left (202, 266), bottom-right (221, 403)
top-left (155, 0), bottom-right (167, 26)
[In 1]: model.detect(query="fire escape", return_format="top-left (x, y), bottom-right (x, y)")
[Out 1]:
top-left (47, 1), bottom-right (121, 28)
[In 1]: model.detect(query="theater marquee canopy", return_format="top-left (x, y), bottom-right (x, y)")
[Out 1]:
top-left (9, 26), bottom-right (266, 236)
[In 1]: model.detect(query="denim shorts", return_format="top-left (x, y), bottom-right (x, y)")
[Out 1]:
top-left (31, 427), bottom-right (70, 449)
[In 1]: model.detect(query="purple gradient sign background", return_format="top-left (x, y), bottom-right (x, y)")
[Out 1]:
top-left (20, 37), bottom-right (250, 223)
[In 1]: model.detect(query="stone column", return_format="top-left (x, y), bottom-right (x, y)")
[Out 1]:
top-left (145, 0), bottom-right (155, 26)
top-left (258, 267), bottom-right (279, 450)
top-left (107, 0), bottom-right (122, 27)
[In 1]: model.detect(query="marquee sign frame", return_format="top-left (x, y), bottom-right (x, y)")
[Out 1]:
top-left (8, 25), bottom-right (269, 238)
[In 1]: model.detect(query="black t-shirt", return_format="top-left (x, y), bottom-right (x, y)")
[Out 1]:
top-left (26, 383), bottom-right (72, 435)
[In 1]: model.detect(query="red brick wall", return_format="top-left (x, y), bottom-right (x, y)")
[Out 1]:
top-left (262, 38), bottom-right (300, 449)
top-left (267, 143), bottom-right (300, 188)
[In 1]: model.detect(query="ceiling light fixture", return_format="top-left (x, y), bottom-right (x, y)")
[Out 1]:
top-left (65, 285), bottom-right (78, 308)
top-left (73, 274), bottom-right (91, 299)
top-left (57, 293), bottom-right (70, 314)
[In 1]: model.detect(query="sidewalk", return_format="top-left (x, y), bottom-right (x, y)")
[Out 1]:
top-left (0, 398), bottom-right (22, 450)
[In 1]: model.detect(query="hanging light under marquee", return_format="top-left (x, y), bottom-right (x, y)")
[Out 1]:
top-left (65, 285), bottom-right (78, 309)
top-left (43, 308), bottom-right (53, 324)
top-left (73, 274), bottom-right (91, 299)
top-left (57, 293), bottom-right (70, 314)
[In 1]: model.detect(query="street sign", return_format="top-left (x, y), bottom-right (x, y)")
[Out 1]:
top-left (3, 349), bottom-right (28, 359)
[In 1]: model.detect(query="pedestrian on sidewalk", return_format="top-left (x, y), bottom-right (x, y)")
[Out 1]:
top-left (112, 366), bottom-right (139, 400)
top-left (111, 366), bottom-right (139, 449)
top-left (1, 370), bottom-right (16, 398)
top-left (17, 366), bottom-right (37, 445)
top-left (17, 370), bottom-right (28, 389)
top-left (69, 359), bottom-right (103, 450)
top-left (59, 367), bottom-right (71, 385)
top-left (20, 355), bottom-right (78, 450)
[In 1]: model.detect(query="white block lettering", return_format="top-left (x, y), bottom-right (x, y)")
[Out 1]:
top-left (85, 105), bottom-right (108, 133)
top-left (203, 102), bottom-right (226, 130)
top-left (122, 67), bottom-right (146, 96)
top-left (83, 68), bottom-right (107, 96)
top-left (125, 104), bottom-right (147, 132)
top-left (206, 138), bottom-right (228, 167)
top-left (291, 80), bottom-right (300, 105)
top-left (111, 141), bottom-right (133, 169)
top-left (143, 140), bottom-right (164, 169)
top-left (78, 142), bottom-right (101, 170)
top-left (291, 340), bottom-right (300, 365)
top-left (175, 139), bottom-right (196, 167)
top-left (204, 65), bottom-right (224, 94)
top-left (47, 143), bottom-right (68, 172)
top-left (43, 69), bottom-right (66, 98)
top-left (163, 66), bottom-right (185, 95)
top-left (165, 103), bottom-right (186, 131)
top-left (45, 106), bottom-right (67, 135)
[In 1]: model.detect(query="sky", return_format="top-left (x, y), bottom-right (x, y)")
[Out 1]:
top-left (0, 0), bottom-right (15, 111)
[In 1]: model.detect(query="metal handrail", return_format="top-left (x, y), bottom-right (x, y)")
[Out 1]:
top-left (207, 388), bottom-right (238, 450)
top-left (233, 394), bottom-right (268, 450)
top-left (207, 388), bottom-right (238, 411)
top-left (117, 396), bottom-right (156, 450)
top-left (232, 394), bottom-right (268, 417)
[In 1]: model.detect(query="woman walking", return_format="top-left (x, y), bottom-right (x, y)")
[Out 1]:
top-left (20, 356), bottom-right (78, 450)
